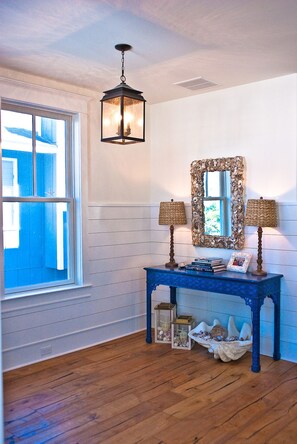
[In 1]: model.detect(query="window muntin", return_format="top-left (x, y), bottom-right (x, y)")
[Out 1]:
top-left (1, 102), bottom-right (75, 295)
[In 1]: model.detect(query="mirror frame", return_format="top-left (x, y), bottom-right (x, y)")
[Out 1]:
top-left (191, 156), bottom-right (245, 250)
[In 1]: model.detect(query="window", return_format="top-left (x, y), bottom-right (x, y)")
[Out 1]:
top-left (1, 101), bottom-right (77, 295)
top-left (203, 171), bottom-right (231, 236)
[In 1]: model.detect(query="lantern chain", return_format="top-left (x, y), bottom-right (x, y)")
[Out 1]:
top-left (120, 50), bottom-right (126, 84)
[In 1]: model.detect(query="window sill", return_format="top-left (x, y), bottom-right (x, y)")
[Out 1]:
top-left (2, 282), bottom-right (92, 302)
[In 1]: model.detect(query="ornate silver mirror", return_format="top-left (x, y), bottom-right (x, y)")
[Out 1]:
top-left (191, 156), bottom-right (245, 249)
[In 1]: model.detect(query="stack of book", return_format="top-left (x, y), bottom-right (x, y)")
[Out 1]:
top-left (185, 257), bottom-right (227, 273)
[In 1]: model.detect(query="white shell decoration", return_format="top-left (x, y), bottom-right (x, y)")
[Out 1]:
top-left (228, 316), bottom-right (240, 338)
top-left (189, 316), bottom-right (252, 362)
top-left (198, 319), bottom-right (220, 333)
top-left (239, 322), bottom-right (252, 341)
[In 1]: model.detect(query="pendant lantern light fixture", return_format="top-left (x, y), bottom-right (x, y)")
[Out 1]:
top-left (101, 44), bottom-right (146, 144)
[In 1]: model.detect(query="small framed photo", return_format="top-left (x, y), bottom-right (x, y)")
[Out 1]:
top-left (227, 252), bottom-right (252, 273)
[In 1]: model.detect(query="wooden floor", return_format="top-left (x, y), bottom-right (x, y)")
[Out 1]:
top-left (4, 332), bottom-right (297, 444)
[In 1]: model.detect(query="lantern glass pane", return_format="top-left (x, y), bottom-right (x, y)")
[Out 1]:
top-left (154, 303), bottom-right (176, 343)
top-left (102, 97), bottom-right (121, 139)
top-left (123, 97), bottom-right (144, 139)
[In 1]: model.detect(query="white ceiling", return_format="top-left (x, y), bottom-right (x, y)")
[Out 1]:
top-left (0, 0), bottom-right (296, 104)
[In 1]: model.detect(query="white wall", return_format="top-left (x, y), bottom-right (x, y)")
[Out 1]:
top-left (1, 71), bottom-right (297, 372)
top-left (149, 74), bottom-right (297, 362)
top-left (88, 98), bottom-right (150, 204)
top-left (0, 71), bottom-right (151, 371)
top-left (150, 75), bottom-right (297, 203)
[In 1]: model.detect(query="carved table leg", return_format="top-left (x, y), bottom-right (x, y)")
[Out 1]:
top-left (146, 280), bottom-right (153, 343)
top-left (273, 291), bottom-right (281, 361)
top-left (251, 299), bottom-right (262, 372)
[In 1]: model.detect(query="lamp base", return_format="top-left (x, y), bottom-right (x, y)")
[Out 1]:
top-left (251, 270), bottom-right (267, 277)
top-left (165, 261), bottom-right (178, 268)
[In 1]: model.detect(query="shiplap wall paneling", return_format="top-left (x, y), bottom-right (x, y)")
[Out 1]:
top-left (2, 204), bottom-right (151, 371)
top-left (87, 204), bottom-right (151, 339)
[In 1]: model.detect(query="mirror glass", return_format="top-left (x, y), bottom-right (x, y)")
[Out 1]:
top-left (203, 171), bottom-right (231, 237)
top-left (191, 156), bottom-right (245, 249)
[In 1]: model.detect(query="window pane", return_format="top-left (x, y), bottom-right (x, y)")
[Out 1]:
top-left (1, 110), bottom-right (33, 196)
top-left (204, 171), bottom-right (221, 197)
top-left (36, 116), bottom-right (66, 197)
top-left (3, 202), bottom-right (20, 249)
top-left (4, 201), bottom-right (71, 291)
top-left (204, 200), bottom-right (221, 235)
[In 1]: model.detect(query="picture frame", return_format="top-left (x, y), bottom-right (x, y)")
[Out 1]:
top-left (227, 252), bottom-right (252, 273)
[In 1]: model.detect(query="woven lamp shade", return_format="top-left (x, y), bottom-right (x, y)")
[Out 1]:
top-left (245, 198), bottom-right (277, 228)
top-left (159, 201), bottom-right (187, 225)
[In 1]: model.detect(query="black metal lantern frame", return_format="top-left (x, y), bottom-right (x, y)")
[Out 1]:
top-left (101, 44), bottom-right (146, 145)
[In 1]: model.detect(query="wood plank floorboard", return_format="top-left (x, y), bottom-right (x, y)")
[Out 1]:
top-left (4, 331), bottom-right (297, 443)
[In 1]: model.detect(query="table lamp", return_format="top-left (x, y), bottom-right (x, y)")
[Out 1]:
top-left (159, 199), bottom-right (187, 268)
top-left (245, 197), bottom-right (277, 276)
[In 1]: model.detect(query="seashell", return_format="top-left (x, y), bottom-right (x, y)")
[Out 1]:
top-left (212, 319), bottom-right (220, 328)
top-left (211, 325), bottom-right (228, 339)
top-left (227, 336), bottom-right (239, 342)
top-left (227, 316), bottom-right (240, 338)
top-left (239, 322), bottom-right (252, 340)
top-left (188, 316), bottom-right (252, 362)
top-left (214, 335), bottom-right (224, 342)
top-left (196, 321), bottom-right (209, 333)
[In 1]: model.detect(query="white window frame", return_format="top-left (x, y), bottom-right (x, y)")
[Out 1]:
top-left (0, 100), bottom-right (83, 297)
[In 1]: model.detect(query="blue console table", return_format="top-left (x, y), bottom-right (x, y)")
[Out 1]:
top-left (144, 265), bottom-right (283, 372)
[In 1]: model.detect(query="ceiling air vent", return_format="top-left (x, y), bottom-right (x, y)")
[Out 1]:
top-left (174, 76), bottom-right (217, 91)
